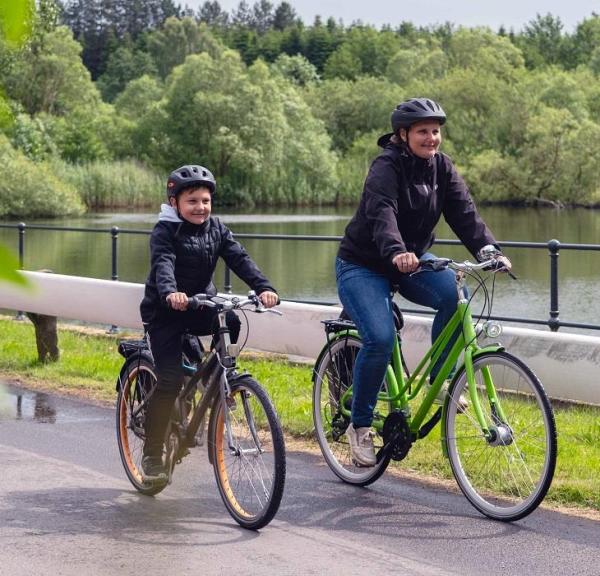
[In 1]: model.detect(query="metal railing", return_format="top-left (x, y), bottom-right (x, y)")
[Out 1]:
top-left (1, 222), bottom-right (599, 332)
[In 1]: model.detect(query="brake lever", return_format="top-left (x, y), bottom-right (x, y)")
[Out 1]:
top-left (486, 261), bottom-right (518, 280)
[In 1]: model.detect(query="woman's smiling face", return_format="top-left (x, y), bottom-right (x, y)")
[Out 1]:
top-left (404, 120), bottom-right (442, 160)
top-left (171, 186), bottom-right (212, 225)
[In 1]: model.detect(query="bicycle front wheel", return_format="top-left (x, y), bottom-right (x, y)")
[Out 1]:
top-left (312, 336), bottom-right (391, 486)
top-left (116, 356), bottom-right (166, 496)
top-left (208, 376), bottom-right (286, 530)
top-left (445, 351), bottom-right (557, 521)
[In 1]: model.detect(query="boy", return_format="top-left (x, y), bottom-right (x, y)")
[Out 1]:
top-left (140, 164), bottom-right (278, 482)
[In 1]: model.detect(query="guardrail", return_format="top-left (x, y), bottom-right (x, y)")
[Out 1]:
top-left (1, 222), bottom-right (599, 332)
top-left (1, 271), bottom-right (599, 405)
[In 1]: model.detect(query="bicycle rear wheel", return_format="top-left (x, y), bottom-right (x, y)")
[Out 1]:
top-left (312, 336), bottom-right (391, 486)
top-left (445, 351), bottom-right (557, 521)
top-left (208, 376), bottom-right (286, 529)
top-left (116, 357), bottom-right (166, 496)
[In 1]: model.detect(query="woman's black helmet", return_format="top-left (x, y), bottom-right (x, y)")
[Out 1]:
top-left (166, 165), bottom-right (216, 198)
top-left (391, 98), bottom-right (446, 133)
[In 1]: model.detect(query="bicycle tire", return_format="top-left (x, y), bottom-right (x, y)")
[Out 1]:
top-left (116, 356), bottom-right (167, 496)
top-left (312, 336), bottom-right (391, 486)
top-left (445, 351), bottom-right (557, 521)
top-left (208, 375), bottom-right (286, 529)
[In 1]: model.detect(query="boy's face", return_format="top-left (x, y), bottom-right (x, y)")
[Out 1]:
top-left (170, 186), bottom-right (212, 225)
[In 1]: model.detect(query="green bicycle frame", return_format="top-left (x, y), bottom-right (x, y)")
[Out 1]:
top-left (333, 297), bottom-right (505, 443)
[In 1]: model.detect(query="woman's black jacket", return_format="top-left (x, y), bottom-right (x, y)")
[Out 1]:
top-left (338, 137), bottom-right (497, 279)
top-left (140, 216), bottom-right (275, 324)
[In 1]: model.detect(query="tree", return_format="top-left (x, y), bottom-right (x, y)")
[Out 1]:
top-left (146, 17), bottom-right (224, 78)
top-left (114, 73), bottom-right (163, 119)
top-left (60, 0), bottom-right (179, 78)
top-left (131, 49), bottom-right (338, 204)
top-left (96, 41), bottom-right (157, 101)
top-left (272, 53), bottom-right (318, 85)
top-left (386, 39), bottom-right (448, 85)
top-left (251, 0), bottom-right (273, 34)
top-left (198, 1), bottom-right (229, 27)
top-left (465, 108), bottom-right (600, 206)
top-left (273, 2), bottom-right (296, 31)
top-left (519, 13), bottom-right (565, 68)
top-left (304, 24), bottom-right (337, 72)
top-left (447, 27), bottom-right (524, 79)
top-left (5, 26), bottom-right (102, 116)
top-left (570, 14), bottom-right (600, 68)
top-left (305, 75), bottom-right (398, 151)
top-left (231, 1), bottom-right (252, 27)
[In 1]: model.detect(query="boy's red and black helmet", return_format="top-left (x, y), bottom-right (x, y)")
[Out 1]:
top-left (166, 165), bottom-right (216, 198)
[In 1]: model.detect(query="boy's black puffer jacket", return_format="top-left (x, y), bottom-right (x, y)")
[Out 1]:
top-left (140, 216), bottom-right (275, 324)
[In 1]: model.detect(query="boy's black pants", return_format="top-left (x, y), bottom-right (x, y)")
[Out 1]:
top-left (143, 307), bottom-right (241, 459)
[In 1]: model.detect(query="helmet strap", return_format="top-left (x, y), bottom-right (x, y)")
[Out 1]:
top-left (169, 196), bottom-right (185, 220)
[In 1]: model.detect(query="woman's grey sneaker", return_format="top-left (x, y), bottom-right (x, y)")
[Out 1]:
top-left (346, 423), bottom-right (377, 467)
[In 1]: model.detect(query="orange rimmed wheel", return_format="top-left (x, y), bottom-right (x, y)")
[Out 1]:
top-left (116, 356), bottom-right (166, 496)
top-left (208, 376), bottom-right (285, 529)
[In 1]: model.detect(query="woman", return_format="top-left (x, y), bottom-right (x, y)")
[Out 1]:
top-left (336, 97), bottom-right (511, 466)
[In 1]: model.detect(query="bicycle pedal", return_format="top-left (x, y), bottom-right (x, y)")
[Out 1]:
top-left (351, 458), bottom-right (374, 468)
top-left (194, 432), bottom-right (205, 447)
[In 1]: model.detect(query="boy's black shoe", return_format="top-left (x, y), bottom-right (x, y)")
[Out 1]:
top-left (141, 455), bottom-right (167, 483)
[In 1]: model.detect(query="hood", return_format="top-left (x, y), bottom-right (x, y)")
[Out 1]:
top-left (377, 132), bottom-right (394, 148)
top-left (158, 203), bottom-right (182, 223)
top-left (377, 133), bottom-right (435, 170)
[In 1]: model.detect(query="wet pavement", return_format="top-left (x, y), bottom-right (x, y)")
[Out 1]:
top-left (0, 382), bottom-right (599, 576)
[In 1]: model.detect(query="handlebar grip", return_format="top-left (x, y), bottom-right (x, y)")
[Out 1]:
top-left (418, 258), bottom-right (450, 271)
top-left (187, 294), bottom-right (208, 310)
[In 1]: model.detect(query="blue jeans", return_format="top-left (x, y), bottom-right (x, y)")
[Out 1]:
top-left (336, 255), bottom-right (458, 428)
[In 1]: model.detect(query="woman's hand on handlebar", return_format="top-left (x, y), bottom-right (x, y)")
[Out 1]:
top-left (497, 255), bottom-right (512, 272)
top-left (392, 252), bottom-right (420, 274)
top-left (166, 291), bottom-right (189, 311)
top-left (258, 290), bottom-right (278, 308)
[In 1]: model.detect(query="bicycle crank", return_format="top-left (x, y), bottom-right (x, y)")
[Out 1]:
top-left (379, 410), bottom-right (412, 462)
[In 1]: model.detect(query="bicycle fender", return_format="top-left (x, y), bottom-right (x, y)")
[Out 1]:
top-left (227, 370), bottom-right (253, 384)
top-left (472, 344), bottom-right (505, 359)
top-left (115, 351), bottom-right (154, 392)
top-left (451, 344), bottom-right (505, 377)
top-left (311, 331), bottom-right (360, 385)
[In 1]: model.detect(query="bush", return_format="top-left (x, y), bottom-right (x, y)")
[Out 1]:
top-left (0, 135), bottom-right (84, 218)
top-left (52, 158), bottom-right (165, 209)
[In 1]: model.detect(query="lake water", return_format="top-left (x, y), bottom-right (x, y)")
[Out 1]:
top-left (2, 205), bottom-right (600, 332)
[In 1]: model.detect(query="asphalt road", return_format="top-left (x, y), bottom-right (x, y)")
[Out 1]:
top-left (0, 382), bottom-right (598, 576)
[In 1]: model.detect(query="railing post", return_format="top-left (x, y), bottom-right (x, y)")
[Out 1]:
top-left (110, 226), bottom-right (119, 282)
top-left (15, 222), bottom-right (26, 321)
top-left (108, 226), bottom-right (119, 333)
top-left (224, 266), bottom-right (232, 294)
top-left (548, 239), bottom-right (560, 332)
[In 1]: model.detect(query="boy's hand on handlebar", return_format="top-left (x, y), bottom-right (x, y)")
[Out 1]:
top-left (259, 290), bottom-right (278, 308)
top-left (392, 252), bottom-right (420, 274)
top-left (166, 291), bottom-right (189, 311)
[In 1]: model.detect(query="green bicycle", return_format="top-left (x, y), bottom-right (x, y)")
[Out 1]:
top-left (312, 253), bottom-right (557, 521)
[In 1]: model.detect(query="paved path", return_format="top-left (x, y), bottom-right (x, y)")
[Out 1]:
top-left (0, 382), bottom-right (598, 576)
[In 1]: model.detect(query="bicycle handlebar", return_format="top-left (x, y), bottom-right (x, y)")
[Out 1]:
top-left (418, 256), bottom-right (517, 279)
top-left (187, 291), bottom-right (283, 315)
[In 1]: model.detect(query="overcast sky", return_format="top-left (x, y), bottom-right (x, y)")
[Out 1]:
top-left (181, 0), bottom-right (599, 32)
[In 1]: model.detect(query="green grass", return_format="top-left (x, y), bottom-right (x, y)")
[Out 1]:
top-left (0, 316), bottom-right (598, 514)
